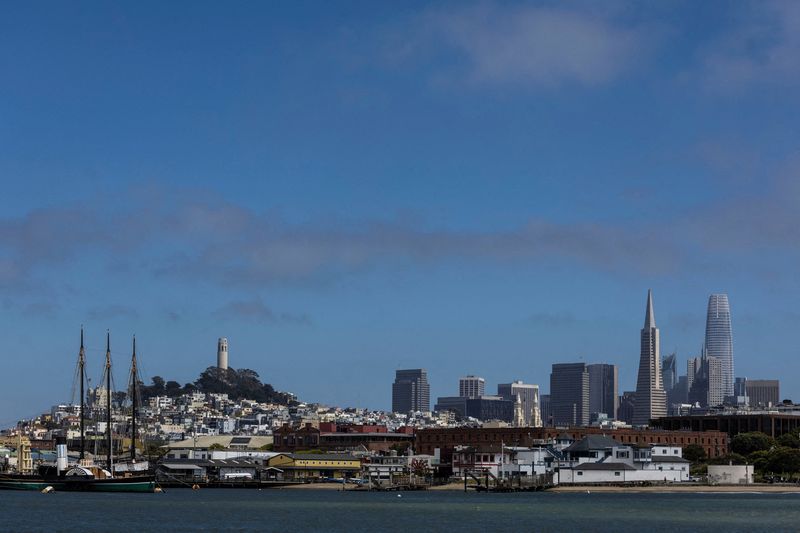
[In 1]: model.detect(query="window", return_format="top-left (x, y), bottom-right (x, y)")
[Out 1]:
top-left (577, 471), bottom-right (583, 476)
top-left (615, 472), bottom-right (620, 476)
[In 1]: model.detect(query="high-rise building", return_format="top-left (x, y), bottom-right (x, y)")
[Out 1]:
top-left (662, 353), bottom-right (678, 393)
top-left (587, 364), bottom-right (619, 420)
top-left (392, 369), bottom-right (430, 413)
top-left (617, 391), bottom-right (636, 425)
top-left (539, 394), bottom-right (551, 427)
top-left (550, 363), bottom-right (589, 427)
top-left (633, 290), bottom-right (667, 425)
top-left (459, 375), bottom-right (485, 398)
top-left (746, 379), bottom-right (780, 407)
top-left (498, 381), bottom-right (542, 427)
top-left (704, 294), bottom-right (734, 399)
top-left (688, 352), bottom-right (724, 407)
top-left (217, 337), bottom-right (229, 370)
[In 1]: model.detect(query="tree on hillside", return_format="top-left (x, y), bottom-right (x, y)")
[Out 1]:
top-left (730, 432), bottom-right (775, 456)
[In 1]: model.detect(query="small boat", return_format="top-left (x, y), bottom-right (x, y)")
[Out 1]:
top-left (0, 330), bottom-right (155, 493)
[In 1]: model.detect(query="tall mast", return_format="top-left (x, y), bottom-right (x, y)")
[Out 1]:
top-left (105, 331), bottom-right (112, 471)
top-left (130, 336), bottom-right (137, 461)
top-left (79, 327), bottom-right (86, 460)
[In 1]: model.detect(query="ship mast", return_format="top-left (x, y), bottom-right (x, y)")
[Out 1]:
top-left (130, 336), bottom-right (137, 461)
top-left (105, 331), bottom-right (112, 471)
top-left (79, 327), bottom-right (86, 460)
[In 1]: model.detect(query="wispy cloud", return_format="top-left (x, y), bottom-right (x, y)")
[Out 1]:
top-left (1, 167), bottom-right (798, 301)
top-left (387, 3), bottom-right (648, 88)
top-left (213, 298), bottom-right (311, 326)
top-left (699, 0), bottom-right (800, 90)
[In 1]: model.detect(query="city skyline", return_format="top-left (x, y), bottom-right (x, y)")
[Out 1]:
top-left (3, 2), bottom-right (800, 424)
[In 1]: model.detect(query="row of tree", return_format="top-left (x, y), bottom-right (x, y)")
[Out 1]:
top-left (138, 367), bottom-right (295, 405)
top-left (683, 431), bottom-right (800, 479)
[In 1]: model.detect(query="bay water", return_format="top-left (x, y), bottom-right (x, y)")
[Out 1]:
top-left (2, 488), bottom-right (799, 532)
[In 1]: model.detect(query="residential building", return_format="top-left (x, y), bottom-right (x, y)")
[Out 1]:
top-left (704, 293), bottom-right (734, 399)
top-left (550, 363), bottom-right (589, 427)
top-left (587, 364), bottom-right (618, 420)
top-left (392, 369), bottom-right (430, 413)
top-left (459, 376), bottom-right (485, 398)
top-left (498, 381), bottom-right (542, 427)
top-left (745, 380), bottom-right (780, 407)
top-left (633, 290), bottom-right (667, 425)
top-left (557, 436), bottom-right (690, 484)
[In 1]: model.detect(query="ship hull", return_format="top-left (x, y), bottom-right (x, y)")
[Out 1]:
top-left (65, 476), bottom-right (155, 493)
top-left (0, 478), bottom-right (67, 491)
top-left (0, 475), bottom-right (155, 493)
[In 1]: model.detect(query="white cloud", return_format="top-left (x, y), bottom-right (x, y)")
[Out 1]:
top-left (415, 3), bottom-right (645, 87)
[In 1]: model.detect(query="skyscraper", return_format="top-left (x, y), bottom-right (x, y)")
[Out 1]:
top-left (704, 293), bottom-right (734, 399)
top-left (459, 375), bottom-right (485, 398)
top-left (392, 369), bottom-right (430, 413)
top-left (662, 353), bottom-right (677, 393)
top-left (587, 364), bottom-right (619, 420)
top-left (633, 290), bottom-right (667, 425)
top-left (550, 363), bottom-right (589, 426)
top-left (746, 379), bottom-right (780, 407)
top-left (498, 381), bottom-right (542, 427)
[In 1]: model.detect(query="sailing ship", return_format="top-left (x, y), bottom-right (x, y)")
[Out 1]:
top-left (0, 329), bottom-right (155, 492)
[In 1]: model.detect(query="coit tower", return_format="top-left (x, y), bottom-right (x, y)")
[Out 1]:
top-left (217, 337), bottom-right (229, 370)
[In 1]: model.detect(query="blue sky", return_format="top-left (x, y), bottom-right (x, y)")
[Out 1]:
top-left (2, 1), bottom-right (800, 424)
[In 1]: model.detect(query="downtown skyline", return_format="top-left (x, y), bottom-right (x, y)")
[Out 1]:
top-left (2, 2), bottom-right (800, 423)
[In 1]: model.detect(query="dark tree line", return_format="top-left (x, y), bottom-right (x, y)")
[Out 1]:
top-left (137, 367), bottom-right (294, 405)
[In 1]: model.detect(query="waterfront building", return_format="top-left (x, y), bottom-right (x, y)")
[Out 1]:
top-left (267, 453), bottom-right (362, 481)
top-left (392, 369), bottom-right (430, 413)
top-left (587, 364), bottom-right (618, 420)
top-left (632, 290), bottom-right (667, 426)
top-left (217, 337), bottom-right (229, 370)
top-left (745, 379), bottom-right (780, 407)
top-left (498, 381), bottom-right (542, 427)
top-left (704, 293), bottom-right (734, 399)
top-left (550, 363), bottom-right (589, 427)
top-left (557, 436), bottom-right (690, 484)
top-left (415, 426), bottom-right (728, 463)
top-left (459, 376), bottom-right (485, 398)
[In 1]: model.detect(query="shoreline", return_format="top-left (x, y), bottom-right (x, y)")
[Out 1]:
top-left (278, 482), bottom-right (800, 494)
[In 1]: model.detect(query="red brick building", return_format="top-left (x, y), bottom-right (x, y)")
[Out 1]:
top-left (274, 423), bottom-right (415, 453)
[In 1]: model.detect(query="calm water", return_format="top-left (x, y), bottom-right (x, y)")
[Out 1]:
top-left (3, 489), bottom-right (800, 532)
